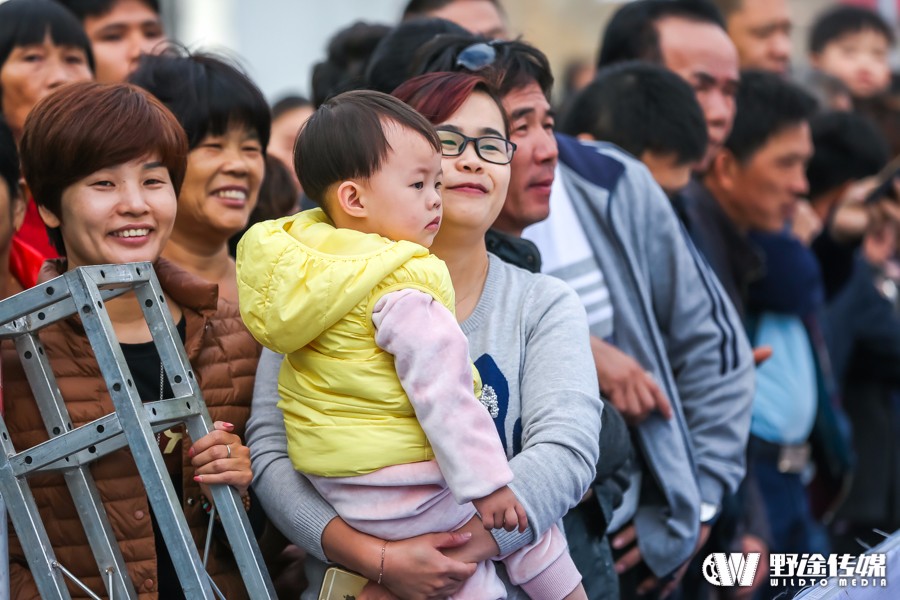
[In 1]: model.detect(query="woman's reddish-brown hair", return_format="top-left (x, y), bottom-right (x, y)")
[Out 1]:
top-left (19, 82), bottom-right (188, 252)
top-left (392, 71), bottom-right (510, 136)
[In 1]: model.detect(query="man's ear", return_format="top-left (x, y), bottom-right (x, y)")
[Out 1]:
top-left (576, 132), bottom-right (596, 142)
top-left (335, 180), bottom-right (367, 219)
top-left (809, 52), bottom-right (822, 70)
top-left (710, 149), bottom-right (739, 192)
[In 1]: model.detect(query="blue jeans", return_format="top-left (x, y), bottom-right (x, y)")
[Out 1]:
top-left (751, 438), bottom-right (830, 600)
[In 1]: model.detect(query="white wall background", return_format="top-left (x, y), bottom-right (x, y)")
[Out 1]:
top-left (163, 0), bottom-right (407, 103)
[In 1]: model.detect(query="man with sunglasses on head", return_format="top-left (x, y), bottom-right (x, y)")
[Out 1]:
top-left (415, 36), bottom-right (755, 599)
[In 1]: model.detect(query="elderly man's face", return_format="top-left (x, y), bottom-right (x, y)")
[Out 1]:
top-left (658, 17), bottom-right (740, 172)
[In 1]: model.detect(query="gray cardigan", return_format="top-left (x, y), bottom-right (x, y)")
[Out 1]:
top-left (246, 254), bottom-right (603, 597)
top-left (554, 134), bottom-right (755, 577)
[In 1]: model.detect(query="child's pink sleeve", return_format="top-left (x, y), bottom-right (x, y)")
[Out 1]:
top-left (372, 288), bottom-right (513, 504)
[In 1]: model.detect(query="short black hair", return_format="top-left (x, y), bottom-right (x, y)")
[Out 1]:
top-left (412, 34), bottom-right (554, 99)
top-left (364, 18), bottom-right (469, 95)
top-left (129, 49), bottom-right (270, 153)
top-left (807, 111), bottom-right (889, 201)
top-left (0, 0), bottom-right (95, 81)
top-left (295, 90), bottom-right (441, 209)
top-left (560, 61), bottom-right (707, 166)
top-left (0, 118), bottom-right (19, 204)
top-left (54, 0), bottom-right (160, 20)
top-left (272, 95), bottom-right (312, 121)
top-left (402, 0), bottom-right (505, 20)
top-left (597, 0), bottom-right (725, 68)
top-left (311, 21), bottom-right (392, 108)
top-left (725, 70), bottom-right (817, 164)
top-left (809, 5), bottom-right (894, 54)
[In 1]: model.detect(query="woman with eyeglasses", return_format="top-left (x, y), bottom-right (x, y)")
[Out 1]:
top-left (247, 72), bottom-right (601, 599)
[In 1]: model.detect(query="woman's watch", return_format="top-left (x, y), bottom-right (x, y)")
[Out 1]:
top-left (700, 501), bottom-right (719, 524)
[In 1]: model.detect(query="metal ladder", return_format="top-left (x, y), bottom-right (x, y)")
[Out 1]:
top-left (0, 262), bottom-right (276, 599)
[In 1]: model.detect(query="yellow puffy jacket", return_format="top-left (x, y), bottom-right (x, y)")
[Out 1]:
top-left (237, 208), bottom-right (463, 476)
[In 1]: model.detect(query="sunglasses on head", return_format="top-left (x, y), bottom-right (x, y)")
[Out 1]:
top-left (454, 40), bottom-right (506, 72)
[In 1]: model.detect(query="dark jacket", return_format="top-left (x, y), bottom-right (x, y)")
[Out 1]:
top-left (672, 179), bottom-right (764, 318)
top-left (826, 254), bottom-right (900, 527)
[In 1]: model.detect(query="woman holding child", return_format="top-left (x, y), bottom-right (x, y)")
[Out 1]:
top-left (245, 71), bottom-right (602, 599)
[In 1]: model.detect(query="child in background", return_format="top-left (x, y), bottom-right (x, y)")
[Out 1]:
top-left (237, 90), bottom-right (584, 599)
top-left (809, 5), bottom-right (895, 100)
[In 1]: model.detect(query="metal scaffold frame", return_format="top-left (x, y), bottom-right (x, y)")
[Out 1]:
top-left (0, 262), bottom-right (275, 599)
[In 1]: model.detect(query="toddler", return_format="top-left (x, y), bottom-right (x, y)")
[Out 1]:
top-left (810, 5), bottom-right (895, 100)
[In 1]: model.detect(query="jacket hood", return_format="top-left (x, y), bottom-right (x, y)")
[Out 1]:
top-left (236, 208), bottom-right (430, 353)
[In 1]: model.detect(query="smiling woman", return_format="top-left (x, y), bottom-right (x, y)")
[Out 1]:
top-left (130, 49), bottom-right (271, 304)
top-left (6, 81), bottom-right (263, 599)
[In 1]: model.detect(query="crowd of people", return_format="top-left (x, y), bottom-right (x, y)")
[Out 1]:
top-left (0, 0), bottom-right (899, 599)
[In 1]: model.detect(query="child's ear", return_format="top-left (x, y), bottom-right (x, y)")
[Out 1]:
top-left (335, 180), bottom-right (367, 218)
top-left (809, 52), bottom-right (822, 69)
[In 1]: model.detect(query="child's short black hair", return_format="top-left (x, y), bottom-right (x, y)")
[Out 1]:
top-left (810, 5), bottom-right (895, 54)
top-left (559, 61), bottom-right (706, 167)
top-left (807, 111), bottom-right (889, 202)
top-left (295, 90), bottom-right (441, 210)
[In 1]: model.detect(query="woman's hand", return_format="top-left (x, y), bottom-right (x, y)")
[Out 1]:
top-left (359, 582), bottom-right (401, 600)
top-left (379, 532), bottom-right (477, 600)
top-left (189, 421), bottom-right (252, 496)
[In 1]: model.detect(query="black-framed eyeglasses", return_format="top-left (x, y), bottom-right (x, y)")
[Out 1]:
top-left (455, 40), bottom-right (505, 71)
top-left (437, 129), bottom-right (516, 165)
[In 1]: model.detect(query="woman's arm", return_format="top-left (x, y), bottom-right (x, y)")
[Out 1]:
top-left (504, 278), bottom-right (604, 547)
